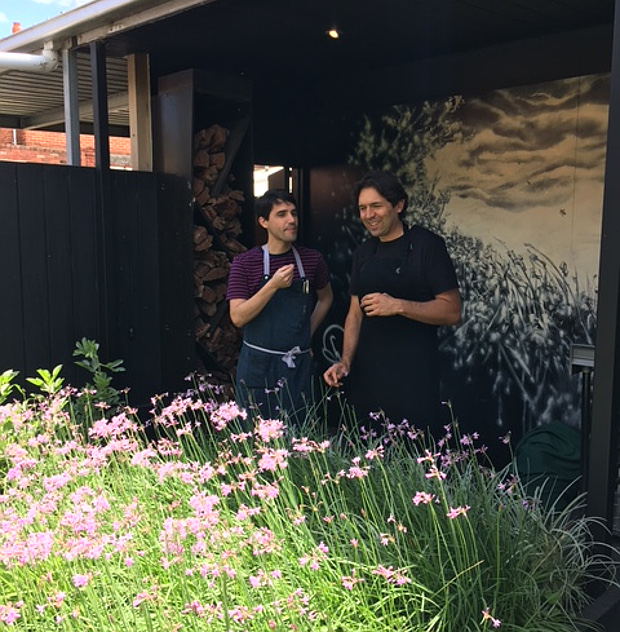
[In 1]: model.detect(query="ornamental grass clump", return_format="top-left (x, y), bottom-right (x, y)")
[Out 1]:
top-left (0, 376), bottom-right (615, 631)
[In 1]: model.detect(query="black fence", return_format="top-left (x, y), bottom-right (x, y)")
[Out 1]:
top-left (0, 161), bottom-right (191, 405)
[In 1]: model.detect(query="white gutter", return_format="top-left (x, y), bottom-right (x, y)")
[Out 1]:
top-left (0, 42), bottom-right (58, 72)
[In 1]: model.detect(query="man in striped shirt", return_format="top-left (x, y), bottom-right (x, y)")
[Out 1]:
top-left (227, 189), bottom-right (333, 421)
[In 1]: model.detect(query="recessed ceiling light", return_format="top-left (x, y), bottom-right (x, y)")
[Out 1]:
top-left (327, 29), bottom-right (340, 39)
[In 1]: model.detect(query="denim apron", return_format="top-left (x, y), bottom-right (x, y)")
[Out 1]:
top-left (235, 245), bottom-right (312, 420)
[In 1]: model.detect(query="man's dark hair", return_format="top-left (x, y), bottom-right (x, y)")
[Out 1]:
top-left (353, 171), bottom-right (408, 213)
top-left (255, 189), bottom-right (298, 221)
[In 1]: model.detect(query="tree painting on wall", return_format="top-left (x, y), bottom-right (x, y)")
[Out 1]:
top-left (320, 73), bottom-right (607, 448)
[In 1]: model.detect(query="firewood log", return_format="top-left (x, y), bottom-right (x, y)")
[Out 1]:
top-left (193, 148), bottom-right (210, 168)
top-left (211, 152), bottom-right (226, 170)
top-left (193, 127), bottom-right (216, 150)
top-left (228, 189), bottom-right (245, 202)
top-left (209, 124), bottom-right (229, 151)
top-left (221, 235), bottom-right (246, 254)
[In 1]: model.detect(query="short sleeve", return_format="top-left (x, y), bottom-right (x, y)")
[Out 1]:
top-left (425, 234), bottom-right (459, 296)
top-left (225, 255), bottom-right (251, 301)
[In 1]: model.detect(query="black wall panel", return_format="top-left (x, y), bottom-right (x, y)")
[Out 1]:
top-left (17, 164), bottom-right (51, 377)
top-left (0, 162), bottom-right (164, 404)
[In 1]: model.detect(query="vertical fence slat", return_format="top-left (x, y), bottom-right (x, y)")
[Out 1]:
top-left (0, 163), bottom-right (25, 375)
top-left (44, 165), bottom-right (78, 385)
top-left (110, 170), bottom-right (161, 405)
top-left (133, 171), bottom-right (162, 402)
top-left (69, 167), bottom-right (100, 354)
top-left (17, 164), bottom-right (51, 377)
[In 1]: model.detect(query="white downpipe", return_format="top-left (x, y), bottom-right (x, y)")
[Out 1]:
top-left (0, 43), bottom-right (58, 72)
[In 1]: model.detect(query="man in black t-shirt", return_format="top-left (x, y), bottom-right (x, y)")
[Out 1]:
top-left (323, 171), bottom-right (461, 432)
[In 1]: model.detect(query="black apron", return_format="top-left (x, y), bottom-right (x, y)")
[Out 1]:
top-left (235, 246), bottom-right (313, 420)
top-left (349, 231), bottom-right (440, 430)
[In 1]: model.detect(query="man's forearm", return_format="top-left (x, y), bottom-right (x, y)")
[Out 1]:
top-left (360, 289), bottom-right (461, 326)
top-left (392, 290), bottom-right (461, 326)
top-left (310, 284), bottom-right (333, 336)
top-left (229, 283), bottom-right (279, 328)
top-left (340, 301), bottom-right (363, 370)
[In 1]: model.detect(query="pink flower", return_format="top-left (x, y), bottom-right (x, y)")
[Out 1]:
top-left (412, 491), bottom-right (435, 505)
top-left (255, 418), bottom-right (286, 442)
top-left (346, 464), bottom-right (369, 479)
top-left (250, 482), bottom-right (280, 500)
top-left (0, 602), bottom-right (22, 625)
top-left (132, 592), bottom-right (150, 608)
top-left (72, 573), bottom-right (92, 588)
top-left (211, 401), bottom-right (247, 430)
top-left (89, 412), bottom-right (137, 439)
top-left (482, 607), bottom-right (501, 628)
top-left (42, 472), bottom-right (72, 492)
top-left (447, 505), bottom-right (470, 519)
top-left (292, 437), bottom-right (327, 453)
top-left (131, 448), bottom-right (157, 466)
top-left (416, 449), bottom-right (438, 464)
top-left (364, 446), bottom-right (384, 461)
top-left (380, 533), bottom-right (394, 546)
top-left (257, 448), bottom-right (289, 472)
top-left (459, 432), bottom-right (479, 446)
top-left (132, 587), bottom-right (157, 608)
top-left (341, 573), bottom-right (364, 590)
top-left (48, 592), bottom-right (65, 608)
top-left (183, 600), bottom-right (205, 617)
top-left (188, 492), bottom-right (220, 518)
top-left (371, 565), bottom-right (411, 585)
top-left (425, 466), bottom-right (447, 480)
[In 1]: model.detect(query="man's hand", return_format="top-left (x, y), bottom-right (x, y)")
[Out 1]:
top-left (360, 292), bottom-right (397, 317)
top-left (270, 263), bottom-right (295, 289)
top-left (323, 361), bottom-right (349, 387)
top-left (229, 264), bottom-right (296, 328)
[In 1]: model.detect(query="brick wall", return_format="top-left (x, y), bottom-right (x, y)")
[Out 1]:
top-left (0, 128), bottom-right (131, 168)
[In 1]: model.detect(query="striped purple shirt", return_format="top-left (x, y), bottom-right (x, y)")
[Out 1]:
top-left (226, 245), bottom-right (330, 300)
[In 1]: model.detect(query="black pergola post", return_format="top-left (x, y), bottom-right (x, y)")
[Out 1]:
top-left (587, 0), bottom-right (620, 539)
top-left (90, 40), bottom-right (114, 357)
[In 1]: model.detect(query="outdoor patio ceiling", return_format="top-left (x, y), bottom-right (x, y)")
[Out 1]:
top-left (0, 0), bottom-right (614, 133)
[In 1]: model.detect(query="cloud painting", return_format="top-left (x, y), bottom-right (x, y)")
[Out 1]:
top-left (427, 74), bottom-right (609, 280)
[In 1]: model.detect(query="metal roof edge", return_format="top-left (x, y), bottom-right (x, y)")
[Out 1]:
top-left (0, 0), bottom-right (215, 53)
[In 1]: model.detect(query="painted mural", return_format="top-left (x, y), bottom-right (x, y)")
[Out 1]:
top-left (312, 73), bottom-right (608, 452)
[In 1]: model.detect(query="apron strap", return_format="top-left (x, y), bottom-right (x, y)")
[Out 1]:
top-left (243, 340), bottom-right (310, 368)
top-left (262, 245), bottom-right (306, 278)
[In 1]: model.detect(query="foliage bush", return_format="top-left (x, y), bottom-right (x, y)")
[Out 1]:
top-left (0, 366), bottom-right (615, 631)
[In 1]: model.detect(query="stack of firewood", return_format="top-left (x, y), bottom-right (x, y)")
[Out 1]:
top-left (192, 123), bottom-right (246, 374)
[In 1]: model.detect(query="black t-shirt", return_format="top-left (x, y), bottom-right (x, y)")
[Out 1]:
top-left (345, 224), bottom-right (459, 429)
top-left (350, 224), bottom-right (458, 300)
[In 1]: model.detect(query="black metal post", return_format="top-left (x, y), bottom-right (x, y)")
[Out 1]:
top-left (587, 0), bottom-right (620, 540)
top-left (90, 40), bottom-right (113, 357)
